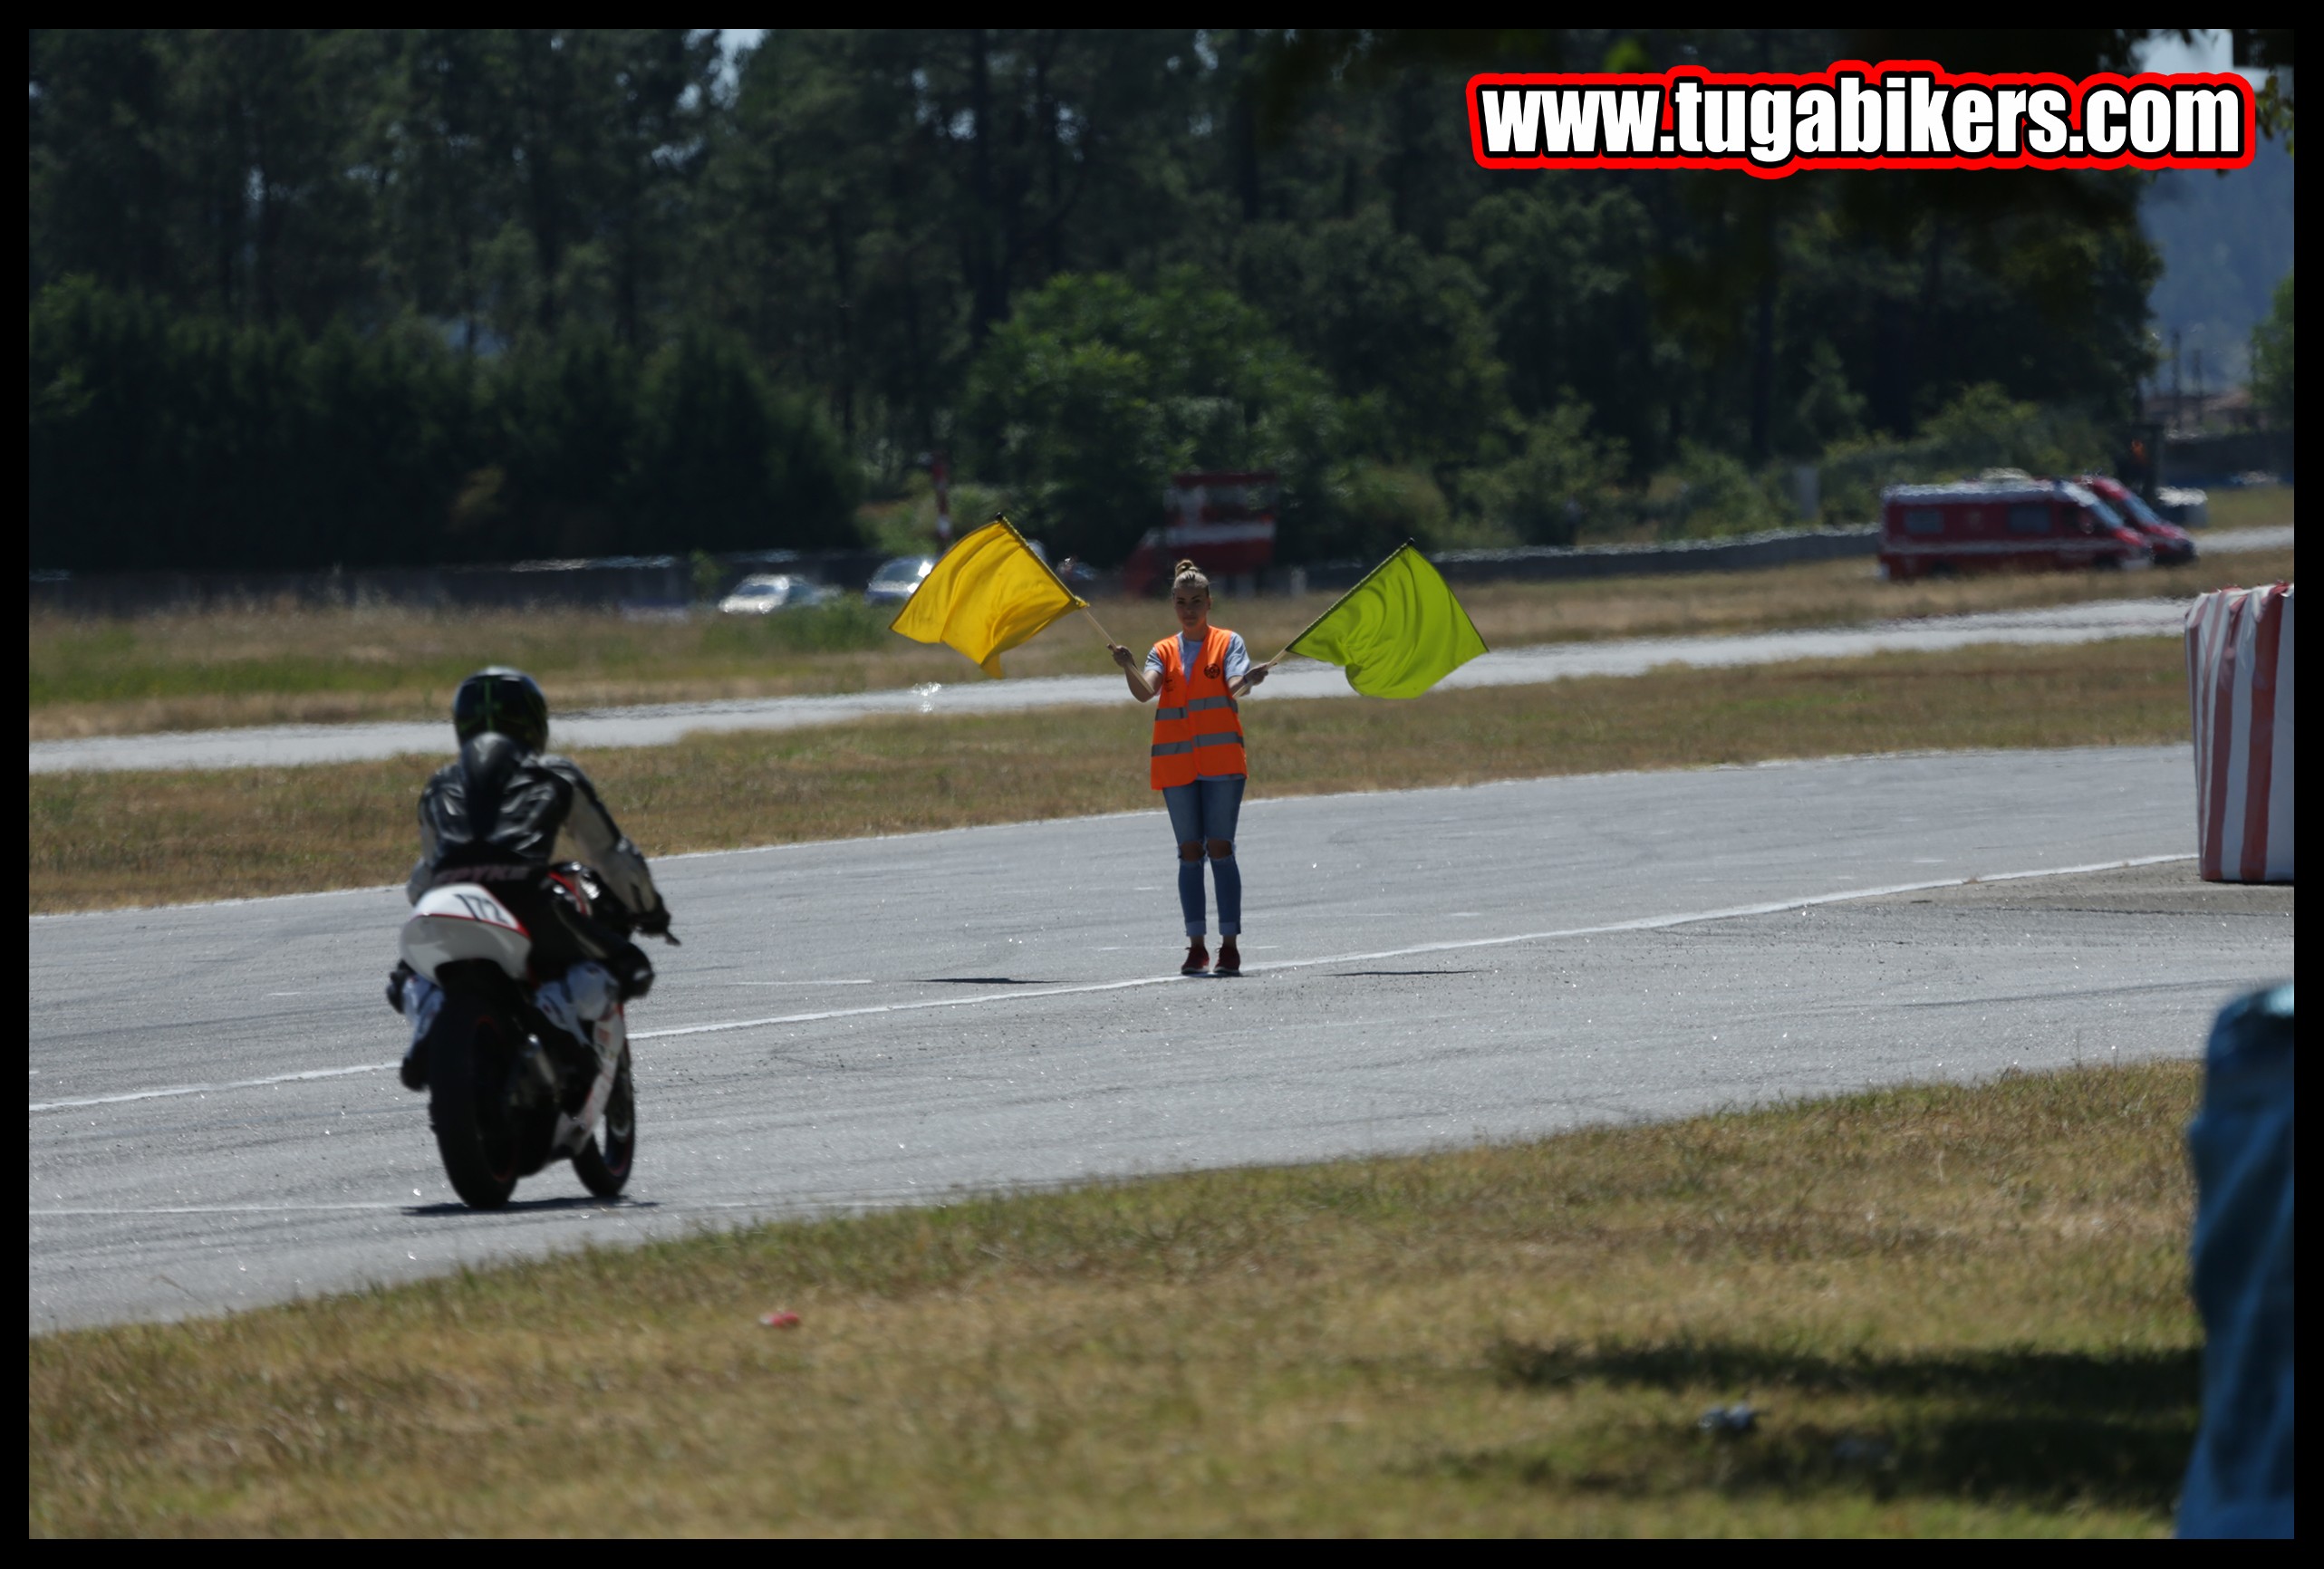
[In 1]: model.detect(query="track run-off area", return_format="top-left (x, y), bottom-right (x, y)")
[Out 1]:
top-left (29, 743), bottom-right (2292, 1332)
top-left (23, 592), bottom-right (2264, 773)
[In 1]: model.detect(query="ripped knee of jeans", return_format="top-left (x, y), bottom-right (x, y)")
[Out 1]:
top-left (1206, 838), bottom-right (1234, 860)
top-left (1178, 841), bottom-right (1204, 862)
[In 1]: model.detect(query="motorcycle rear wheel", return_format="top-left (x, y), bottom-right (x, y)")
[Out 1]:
top-left (572, 1045), bottom-right (635, 1198)
top-left (428, 1000), bottom-right (523, 1208)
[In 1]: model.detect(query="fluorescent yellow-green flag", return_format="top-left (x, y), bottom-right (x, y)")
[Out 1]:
top-left (888, 516), bottom-right (1087, 678)
top-left (1285, 543), bottom-right (1488, 698)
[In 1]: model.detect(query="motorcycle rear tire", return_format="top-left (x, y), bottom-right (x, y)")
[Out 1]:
top-left (573, 1046), bottom-right (635, 1198)
top-left (428, 1000), bottom-right (523, 1209)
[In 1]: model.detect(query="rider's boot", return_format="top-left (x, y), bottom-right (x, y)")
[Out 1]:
top-left (385, 959), bottom-right (415, 1016)
top-left (393, 969), bottom-right (444, 1091)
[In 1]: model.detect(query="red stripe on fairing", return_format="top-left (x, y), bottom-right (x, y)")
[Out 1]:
top-left (2201, 593), bottom-right (2244, 881)
top-left (2238, 587), bottom-right (2286, 883)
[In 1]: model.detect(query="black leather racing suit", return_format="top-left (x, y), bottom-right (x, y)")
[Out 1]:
top-left (407, 733), bottom-right (667, 988)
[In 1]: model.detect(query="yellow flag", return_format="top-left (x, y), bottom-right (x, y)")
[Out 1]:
top-left (1286, 543), bottom-right (1488, 698)
top-left (888, 516), bottom-right (1087, 678)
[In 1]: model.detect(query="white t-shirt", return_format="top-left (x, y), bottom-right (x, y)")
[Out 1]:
top-left (1144, 630), bottom-right (1249, 685)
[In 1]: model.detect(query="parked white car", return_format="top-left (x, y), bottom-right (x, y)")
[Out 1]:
top-left (863, 555), bottom-right (936, 606)
top-left (718, 573), bottom-right (833, 614)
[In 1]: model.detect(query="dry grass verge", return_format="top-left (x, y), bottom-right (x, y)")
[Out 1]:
top-left (2196, 485), bottom-right (2295, 533)
top-left (28, 528), bottom-right (2290, 739)
top-left (28, 1060), bottom-right (2202, 1536)
top-left (30, 638), bottom-right (2197, 913)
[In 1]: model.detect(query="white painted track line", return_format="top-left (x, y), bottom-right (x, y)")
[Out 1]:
top-left (28, 852), bottom-right (2193, 1115)
top-left (30, 1062), bottom-right (392, 1113)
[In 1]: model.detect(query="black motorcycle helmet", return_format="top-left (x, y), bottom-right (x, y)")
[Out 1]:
top-left (451, 667), bottom-right (549, 753)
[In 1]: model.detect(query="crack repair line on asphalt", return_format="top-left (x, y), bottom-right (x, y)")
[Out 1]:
top-left (26, 853), bottom-right (2194, 1117)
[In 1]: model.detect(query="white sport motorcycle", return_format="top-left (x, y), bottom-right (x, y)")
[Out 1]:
top-left (397, 864), bottom-right (667, 1208)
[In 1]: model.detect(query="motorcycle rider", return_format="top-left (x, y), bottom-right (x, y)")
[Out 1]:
top-left (388, 667), bottom-right (672, 1093)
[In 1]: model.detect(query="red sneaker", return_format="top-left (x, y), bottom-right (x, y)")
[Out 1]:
top-left (1214, 942), bottom-right (1241, 977)
top-left (1181, 941), bottom-right (1210, 976)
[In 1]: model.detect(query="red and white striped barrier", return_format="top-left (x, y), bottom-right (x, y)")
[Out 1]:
top-left (2184, 584), bottom-right (2294, 882)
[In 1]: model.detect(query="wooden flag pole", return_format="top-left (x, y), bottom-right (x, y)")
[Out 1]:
top-left (985, 510), bottom-right (1114, 646)
top-left (1230, 659), bottom-right (1278, 699)
top-left (1230, 647), bottom-right (1292, 698)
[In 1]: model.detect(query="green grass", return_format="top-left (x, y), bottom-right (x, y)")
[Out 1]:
top-left (2199, 484), bottom-right (2294, 534)
top-left (30, 638), bottom-right (2198, 911)
top-left (29, 601), bottom-right (894, 708)
top-left (28, 1061), bottom-right (2202, 1536)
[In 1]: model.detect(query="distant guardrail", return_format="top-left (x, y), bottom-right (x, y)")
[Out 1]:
top-left (2162, 430), bottom-right (2295, 490)
top-left (31, 525), bottom-right (1892, 615)
top-left (27, 550), bottom-right (891, 618)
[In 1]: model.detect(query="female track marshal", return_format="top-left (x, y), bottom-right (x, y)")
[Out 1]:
top-left (1108, 560), bottom-right (1269, 976)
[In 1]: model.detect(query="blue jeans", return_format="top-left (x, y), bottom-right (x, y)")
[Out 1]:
top-left (1162, 775), bottom-right (1246, 938)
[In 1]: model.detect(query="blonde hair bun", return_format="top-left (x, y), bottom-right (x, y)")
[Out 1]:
top-left (1172, 559), bottom-right (1208, 584)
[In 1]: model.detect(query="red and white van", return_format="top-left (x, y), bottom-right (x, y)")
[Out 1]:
top-left (1122, 471), bottom-right (1278, 596)
top-left (1879, 480), bottom-right (2153, 582)
top-left (2075, 475), bottom-right (2199, 565)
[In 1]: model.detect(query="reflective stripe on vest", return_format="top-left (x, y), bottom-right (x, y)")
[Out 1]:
top-left (1149, 626), bottom-right (1249, 789)
top-left (1151, 734), bottom-right (1244, 757)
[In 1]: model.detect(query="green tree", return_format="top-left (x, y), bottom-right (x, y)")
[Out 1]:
top-left (1453, 186), bottom-right (1663, 470)
top-left (29, 278), bottom-right (478, 571)
top-left (30, 30), bottom-right (391, 330)
top-left (375, 30), bottom-right (516, 353)
top-left (487, 331), bottom-right (643, 556)
top-left (2252, 271), bottom-right (2293, 425)
top-left (635, 333), bottom-right (862, 553)
top-left (1472, 401), bottom-right (1630, 546)
top-left (29, 29), bottom-right (2201, 569)
top-left (29, 278), bottom-right (862, 570)
top-left (961, 269), bottom-right (1340, 563)
top-left (27, 32), bottom-right (183, 303)
top-left (1239, 218), bottom-right (1505, 467)
top-left (693, 30), bottom-right (965, 459)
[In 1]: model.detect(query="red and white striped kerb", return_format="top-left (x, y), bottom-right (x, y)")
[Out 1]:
top-left (2184, 583), bottom-right (2294, 882)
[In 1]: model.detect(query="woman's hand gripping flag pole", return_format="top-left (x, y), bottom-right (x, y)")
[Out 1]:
top-left (887, 515), bottom-right (1095, 679)
top-left (1268, 541), bottom-right (1488, 698)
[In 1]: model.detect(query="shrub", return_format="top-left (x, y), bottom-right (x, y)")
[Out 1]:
top-left (1471, 402), bottom-right (1631, 546)
top-left (1659, 443), bottom-right (1791, 537)
top-left (1311, 464), bottom-right (1451, 561)
top-left (2251, 271), bottom-right (2292, 426)
top-left (27, 280), bottom-right (861, 572)
top-left (1814, 383), bottom-right (2113, 524)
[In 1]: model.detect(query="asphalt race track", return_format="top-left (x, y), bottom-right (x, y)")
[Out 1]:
top-left (30, 744), bottom-right (2293, 1332)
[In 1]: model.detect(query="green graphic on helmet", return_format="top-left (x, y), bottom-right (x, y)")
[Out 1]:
top-left (452, 667), bottom-right (548, 752)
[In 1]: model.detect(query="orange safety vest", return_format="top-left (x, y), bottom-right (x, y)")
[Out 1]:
top-left (1149, 625), bottom-right (1248, 789)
